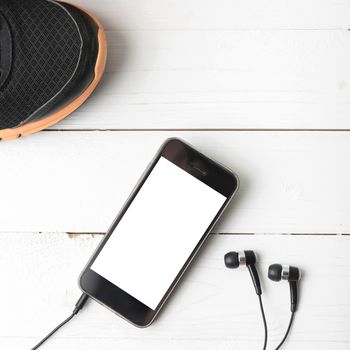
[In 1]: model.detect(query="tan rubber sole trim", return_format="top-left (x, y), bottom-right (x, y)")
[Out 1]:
top-left (0, 2), bottom-right (107, 141)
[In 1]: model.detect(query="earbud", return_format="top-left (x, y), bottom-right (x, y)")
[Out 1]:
top-left (225, 251), bottom-right (262, 295)
top-left (268, 264), bottom-right (301, 312)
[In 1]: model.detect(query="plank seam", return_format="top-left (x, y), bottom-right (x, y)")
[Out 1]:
top-left (45, 129), bottom-right (350, 132)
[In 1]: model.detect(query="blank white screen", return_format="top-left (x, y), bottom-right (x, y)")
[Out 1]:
top-left (91, 157), bottom-right (226, 310)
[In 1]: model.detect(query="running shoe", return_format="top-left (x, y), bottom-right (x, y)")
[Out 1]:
top-left (0, 0), bottom-right (107, 140)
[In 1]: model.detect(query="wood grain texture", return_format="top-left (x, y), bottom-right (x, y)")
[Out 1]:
top-left (1, 233), bottom-right (349, 349)
top-left (2, 0), bottom-right (350, 349)
top-left (1, 131), bottom-right (349, 234)
top-left (73, 0), bottom-right (350, 30)
top-left (48, 29), bottom-right (350, 130)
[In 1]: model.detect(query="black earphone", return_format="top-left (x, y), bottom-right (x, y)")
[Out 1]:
top-left (225, 250), bottom-right (301, 350)
top-left (268, 264), bottom-right (301, 312)
top-left (225, 250), bottom-right (267, 350)
top-left (224, 250), bottom-right (262, 295)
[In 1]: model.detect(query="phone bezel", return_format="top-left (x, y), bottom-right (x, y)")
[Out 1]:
top-left (79, 138), bottom-right (239, 327)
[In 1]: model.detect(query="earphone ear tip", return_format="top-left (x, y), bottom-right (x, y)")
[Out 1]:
top-left (224, 251), bottom-right (239, 268)
top-left (268, 263), bottom-right (282, 281)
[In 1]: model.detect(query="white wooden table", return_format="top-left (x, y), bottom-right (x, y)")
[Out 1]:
top-left (1, 1), bottom-right (350, 349)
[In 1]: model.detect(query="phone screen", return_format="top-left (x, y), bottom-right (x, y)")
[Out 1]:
top-left (91, 156), bottom-right (227, 310)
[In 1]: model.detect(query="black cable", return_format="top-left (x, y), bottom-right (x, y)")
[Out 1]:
top-left (274, 312), bottom-right (295, 350)
top-left (31, 293), bottom-right (89, 350)
top-left (31, 313), bottom-right (75, 350)
top-left (258, 295), bottom-right (268, 350)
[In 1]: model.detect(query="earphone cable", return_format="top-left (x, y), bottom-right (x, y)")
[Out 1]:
top-left (31, 293), bottom-right (89, 350)
top-left (274, 311), bottom-right (295, 350)
top-left (258, 295), bottom-right (268, 350)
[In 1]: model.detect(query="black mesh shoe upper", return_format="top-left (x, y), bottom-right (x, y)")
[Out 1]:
top-left (0, 0), bottom-right (99, 130)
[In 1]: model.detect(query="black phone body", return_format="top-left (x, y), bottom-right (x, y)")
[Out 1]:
top-left (79, 138), bottom-right (239, 327)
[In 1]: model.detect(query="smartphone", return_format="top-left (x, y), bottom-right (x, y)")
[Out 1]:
top-left (79, 138), bottom-right (239, 327)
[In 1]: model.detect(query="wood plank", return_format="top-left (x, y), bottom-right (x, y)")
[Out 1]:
top-left (51, 29), bottom-right (350, 130)
top-left (1, 131), bottom-right (349, 234)
top-left (74, 0), bottom-right (350, 30)
top-left (2, 338), bottom-right (347, 350)
top-left (1, 233), bottom-right (349, 349)
top-left (4, 339), bottom-right (348, 350)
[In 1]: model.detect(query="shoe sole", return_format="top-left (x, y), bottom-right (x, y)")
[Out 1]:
top-left (0, 2), bottom-right (107, 141)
